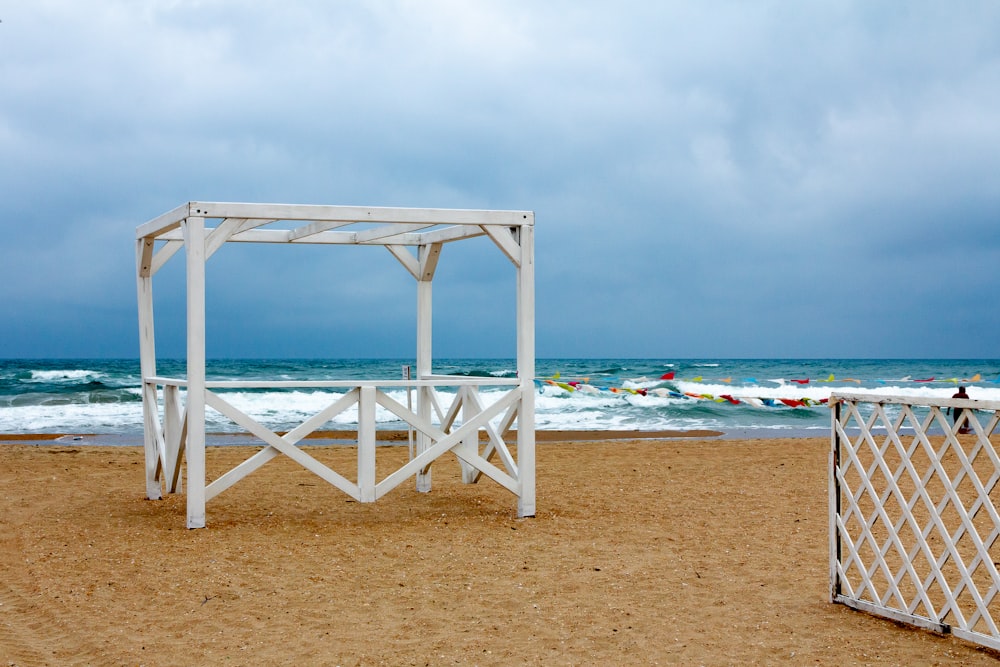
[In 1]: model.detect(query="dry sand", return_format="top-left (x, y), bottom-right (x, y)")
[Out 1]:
top-left (1, 436), bottom-right (997, 666)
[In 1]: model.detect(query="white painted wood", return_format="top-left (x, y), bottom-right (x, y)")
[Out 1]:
top-left (205, 218), bottom-right (248, 259)
top-left (141, 383), bottom-right (163, 499)
top-left (516, 223), bottom-right (536, 517)
top-left (831, 392), bottom-right (1000, 411)
top-left (404, 365), bottom-right (415, 460)
top-left (356, 223), bottom-right (437, 244)
top-left (440, 385), bottom-right (464, 433)
top-left (135, 240), bottom-right (160, 500)
top-left (831, 392), bottom-right (1000, 651)
top-left (157, 228), bottom-right (293, 244)
top-left (835, 595), bottom-right (950, 634)
top-left (385, 244), bottom-right (420, 280)
top-left (482, 225), bottom-right (522, 267)
top-left (205, 446), bottom-right (283, 502)
top-left (158, 227), bottom-right (436, 247)
top-left (150, 240), bottom-right (183, 276)
top-left (138, 238), bottom-right (155, 278)
top-left (145, 377), bottom-right (518, 389)
top-left (203, 389), bottom-right (361, 501)
top-left (136, 201), bottom-right (191, 239)
top-left (952, 627), bottom-right (1000, 653)
top-left (375, 388), bottom-right (520, 499)
top-left (374, 391), bottom-right (451, 448)
top-left (468, 407), bottom-right (520, 486)
top-left (233, 218), bottom-right (274, 235)
top-left (462, 388), bottom-right (518, 479)
top-left (238, 229), bottom-right (356, 245)
top-left (283, 388), bottom-right (361, 441)
top-left (155, 224), bottom-right (488, 247)
top-left (205, 446), bottom-right (283, 501)
top-left (163, 384), bottom-right (186, 493)
top-left (419, 243), bottom-right (443, 281)
top-left (456, 387), bottom-right (479, 483)
top-left (358, 386), bottom-right (377, 502)
top-left (183, 216), bottom-right (207, 529)
top-left (455, 450), bottom-right (519, 495)
top-left (834, 420), bottom-right (941, 612)
top-left (188, 201), bottom-right (532, 226)
top-left (136, 202), bottom-right (536, 526)
top-left (288, 220), bottom-right (356, 241)
top-left (415, 243), bottom-right (436, 493)
top-left (829, 401), bottom-right (841, 604)
top-left (415, 225), bottom-right (488, 245)
top-left (204, 391), bottom-right (361, 500)
top-left (426, 386), bottom-right (447, 424)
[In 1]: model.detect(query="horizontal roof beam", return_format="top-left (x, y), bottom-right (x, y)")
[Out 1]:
top-left (354, 223), bottom-right (437, 244)
top-left (186, 202), bottom-right (533, 226)
top-left (287, 220), bottom-right (357, 241)
top-left (415, 224), bottom-right (488, 245)
top-left (135, 202), bottom-right (192, 239)
top-left (156, 224), bottom-right (491, 246)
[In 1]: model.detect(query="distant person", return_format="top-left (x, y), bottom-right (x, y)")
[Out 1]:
top-left (951, 386), bottom-right (971, 434)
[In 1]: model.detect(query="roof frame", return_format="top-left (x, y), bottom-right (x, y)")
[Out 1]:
top-left (137, 201), bottom-right (532, 249)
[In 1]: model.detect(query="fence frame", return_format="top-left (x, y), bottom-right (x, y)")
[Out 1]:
top-left (830, 392), bottom-right (1000, 650)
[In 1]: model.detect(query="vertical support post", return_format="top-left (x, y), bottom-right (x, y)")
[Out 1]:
top-left (415, 243), bottom-right (441, 493)
top-left (516, 221), bottom-right (536, 518)
top-left (358, 386), bottom-right (377, 502)
top-left (403, 364), bottom-right (414, 460)
top-left (416, 275), bottom-right (432, 492)
top-left (829, 398), bottom-right (842, 602)
top-left (136, 238), bottom-right (161, 500)
top-left (164, 384), bottom-right (185, 493)
top-left (458, 386), bottom-right (479, 483)
top-left (184, 216), bottom-right (207, 529)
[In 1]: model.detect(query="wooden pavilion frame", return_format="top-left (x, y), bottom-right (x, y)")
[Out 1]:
top-left (135, 202), bottom-right (535, 528)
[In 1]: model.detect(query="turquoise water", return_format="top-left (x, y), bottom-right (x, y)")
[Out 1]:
top-left (1, 358), bottom-right (998, 435)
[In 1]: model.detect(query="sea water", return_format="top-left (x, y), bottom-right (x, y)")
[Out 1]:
top-left (1, 358), bottom-right (998, 437)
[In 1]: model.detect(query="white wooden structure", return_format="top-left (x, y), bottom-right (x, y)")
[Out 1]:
top-left (830, 393), bottom-right (1000, 650)
top-left (135, 202), bottom-right (535, 528)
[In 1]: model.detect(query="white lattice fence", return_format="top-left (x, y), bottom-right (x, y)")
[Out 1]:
top-left (830, 393), bottom-right (1000, 650)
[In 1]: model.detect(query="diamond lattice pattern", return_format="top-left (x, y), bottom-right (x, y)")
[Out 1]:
top-left (833, 398), bottom-right (1000, 645)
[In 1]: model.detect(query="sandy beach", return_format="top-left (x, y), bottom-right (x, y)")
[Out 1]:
top-left (2, 435), bottom-right (998, 665)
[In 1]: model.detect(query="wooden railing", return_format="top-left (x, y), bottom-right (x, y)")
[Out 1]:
top-left (142, 376), bottom-right (535, 525)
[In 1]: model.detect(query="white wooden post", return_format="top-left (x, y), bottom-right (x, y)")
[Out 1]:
top-left (136, 238), bottom-right (161, 500)
top-left (163, 384), bottom-right (184, 493)
top-left (516, 222), bottom-right (536, 518)
top-left (829, 399), bottom-right (840, 603)
top-left (403, 364), bottom-right (414, 460)
top-left (415, 243), bottom-right (441, 493)
top-left (183, 216), bottom-right (207, 529)
top-left (459, 386), bottom-right (479, 483)
top-left (416, 275), bottom-right (433, 492)
top-left (358, 386), bottom-right (377, 502)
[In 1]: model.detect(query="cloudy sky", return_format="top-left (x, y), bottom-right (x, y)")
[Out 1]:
top-left (2, 1), bottom-right (999, 359)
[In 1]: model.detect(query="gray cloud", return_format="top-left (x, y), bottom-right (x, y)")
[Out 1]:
top-left (2, 1), bottom-right (999, 358)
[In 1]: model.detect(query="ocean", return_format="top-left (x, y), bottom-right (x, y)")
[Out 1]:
top-left (1, 358), bottom-right (998, 439)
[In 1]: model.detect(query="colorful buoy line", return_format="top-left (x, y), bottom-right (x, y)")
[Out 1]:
top-left (534, 378), bottom-right (828, 407)
top-left (532, 370), bottom-right (999, 409)
top-left (649, 372), bottom-right (996, 385)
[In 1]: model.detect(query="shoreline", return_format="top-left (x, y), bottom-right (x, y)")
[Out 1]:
top-left (0, 427), bottom-right (844, 447)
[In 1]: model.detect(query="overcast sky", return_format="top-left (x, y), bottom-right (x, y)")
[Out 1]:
top-left (2, 1), bottom-right (999, 359)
